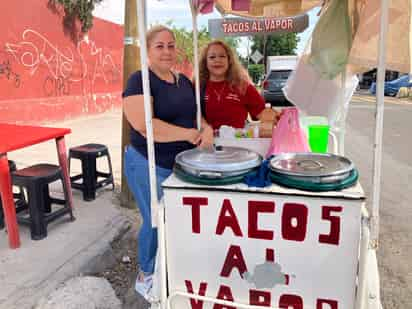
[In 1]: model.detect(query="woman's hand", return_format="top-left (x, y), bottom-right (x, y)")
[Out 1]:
top-left (198, 124), bottom-right (214, 149)
top-left (273, 108), bottom-right (282, 125)
top-left (185, 128), bottom-right (202, 145)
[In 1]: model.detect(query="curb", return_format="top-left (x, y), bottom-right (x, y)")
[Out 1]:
top-left (1, 212), bottom-right (131, 309)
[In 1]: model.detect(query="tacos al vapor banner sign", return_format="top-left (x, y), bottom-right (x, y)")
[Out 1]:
top-left (208, 14), bottom-right (309, 38)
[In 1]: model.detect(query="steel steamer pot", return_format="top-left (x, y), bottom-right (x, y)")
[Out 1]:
top-left (174, 146), bottom-right (262, 185)
top-left (268, 153), bottom-right (359, 191)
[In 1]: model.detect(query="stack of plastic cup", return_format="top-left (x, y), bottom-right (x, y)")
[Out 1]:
top-left (300, 116), bottom-right (330, 153)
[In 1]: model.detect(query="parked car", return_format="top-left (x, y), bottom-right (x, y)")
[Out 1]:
top-left (369, 74), bottom-right (412, 96)
top-left (262, 56), bottom-right (297, 106)
top-left (262, 70), bottom-right (294, 106)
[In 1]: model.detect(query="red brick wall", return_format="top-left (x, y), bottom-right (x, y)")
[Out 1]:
top-left (0, 0), bottom-right (123, 124)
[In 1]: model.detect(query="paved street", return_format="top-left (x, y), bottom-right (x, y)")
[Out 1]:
top-left (346, 96), bottom-right (412, 308)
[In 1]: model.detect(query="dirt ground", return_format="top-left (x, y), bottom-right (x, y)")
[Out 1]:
top-left (94, 192), bottom-right (150, 309)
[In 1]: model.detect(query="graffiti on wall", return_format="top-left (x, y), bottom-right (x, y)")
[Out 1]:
top-left (2, 29), bottom-right (121, 97)
top-left (0, 59), bottom-right (21, 88)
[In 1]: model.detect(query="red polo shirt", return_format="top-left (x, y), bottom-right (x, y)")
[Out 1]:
top-left (203, 80), bottom-right (265, 130)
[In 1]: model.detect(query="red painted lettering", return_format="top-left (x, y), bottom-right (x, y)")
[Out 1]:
top-left (183, 197), bottom-right (208, 234)
top-left (248, 201), bottom-right (275, 240)
top-left (266, 248), bottom-right (275, 262)
top-left (250, 289), bottom-right (271, 306)
top-left (282, 203), bottom-right (308, 242)
top-left (270, 19), bottom-right (276, 30)
top-left (213, 285), bottom-right (235, 309)
top-left (285, 274), bottom-right (290, 285)
top-left (288, 19), bottom-right (293, 29)
top-left (264, 19), bottom-right (271, 30)
top-left (220, 245), bottom-right (248, 278)
top-left (222, 23), bottom-right (229, 33)
top-left (319, 206), bottom-right (342, 245)
top-left (279, 294), bottom-right (303, 309)
top-left (238, 22), bottom-right (245, 32)
top-left (216, 199), bottom-right (243, 237)
top-left (185, 280), bottom-right (208, 309)
top-left (252, 21), bottom-right (258, 31)
top-left (317, 299), bottom-right (338, 309)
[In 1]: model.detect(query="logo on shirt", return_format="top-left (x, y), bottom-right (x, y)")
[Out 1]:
top-left (225, 93), bottom-right (241, 102)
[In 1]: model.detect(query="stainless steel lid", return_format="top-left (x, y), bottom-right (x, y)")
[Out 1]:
top-left (269, 153), bottom-right (354, 177)
top-left (175, 146), bottom-right (262, 174)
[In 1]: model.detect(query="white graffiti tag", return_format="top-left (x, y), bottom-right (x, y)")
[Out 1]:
top-left (5, 29), bottom-right (120, 85)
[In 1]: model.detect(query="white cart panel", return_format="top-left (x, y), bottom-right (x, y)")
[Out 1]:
top-left (163, 181), bottom-right (363, 309)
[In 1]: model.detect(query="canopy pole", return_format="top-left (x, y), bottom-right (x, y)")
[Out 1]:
top-left (136, 0), bottom-right (159, 227)
top-left (371, 0), bottom-right (389, 249)
top-left (190, 1), bottom-right (202, 130)
top-left (338, 70), bottom-right (347, 155)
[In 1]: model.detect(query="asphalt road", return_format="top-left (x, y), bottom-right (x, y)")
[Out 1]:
top-left (346, 96), bottom-right (412, 308)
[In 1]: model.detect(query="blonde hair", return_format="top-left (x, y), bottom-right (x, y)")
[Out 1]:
top-left (199, 40), bottom-right (251, 94)
top-left (145, 25), bottom-right (180, 85)
top-left (146, 25), bottom-right (175, 47)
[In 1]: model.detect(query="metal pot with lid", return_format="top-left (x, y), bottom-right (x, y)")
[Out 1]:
top-left (174, 146), bottom-right (262, 184)
top-left (268, 153), bottom-right (358, 191)
top-left (269, 153), bottom-right (354, 178)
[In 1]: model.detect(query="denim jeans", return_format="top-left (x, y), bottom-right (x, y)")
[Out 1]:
top-left (124, 145), bottom-right (172, 274)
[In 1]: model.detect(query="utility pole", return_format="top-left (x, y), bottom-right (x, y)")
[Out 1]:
top-left (120, 0), bottom-right (140, 207)
top-left (263, 34), bottom-right (268, 75)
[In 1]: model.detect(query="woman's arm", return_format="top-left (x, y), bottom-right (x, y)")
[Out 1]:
top-left (244, 84), bottom-right (280, 123)
top-left (123, 94), bottom-right (201, 145)
top-left (255, 107), bottom-right (281, 123)
top-left (198, 117), bottom-right (214, 148)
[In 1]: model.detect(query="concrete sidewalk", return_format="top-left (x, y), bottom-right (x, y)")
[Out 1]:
top-left (0, 108), bottom-right (132, 308)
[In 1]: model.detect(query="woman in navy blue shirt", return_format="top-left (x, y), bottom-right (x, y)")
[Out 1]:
top-left (123, 25), bottom-right (213, 299)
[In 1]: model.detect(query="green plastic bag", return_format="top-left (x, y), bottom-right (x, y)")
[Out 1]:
top-left (309, 0), bottom-right (352, 80)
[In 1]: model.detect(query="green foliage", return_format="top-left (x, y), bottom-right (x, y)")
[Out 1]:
top-left (248, 64), bottom-right (265, 84)
top-left (224, 37), bottom-right (241, 53)
top-left (48, 0), bottom-right (103, 34)
top-left (167, 23), bottom-right (211, 63)
top-left (166, 21), bottom-right (241, 63)
top-left (251, 33), bottom-right (299, 56)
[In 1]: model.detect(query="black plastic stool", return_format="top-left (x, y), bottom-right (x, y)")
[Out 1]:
top-left (12, 164), bottom-right (75, 240)
top-left (68, 143), bottom-right (114, 201)
top-left (0, 160), bottom-right (26, 230)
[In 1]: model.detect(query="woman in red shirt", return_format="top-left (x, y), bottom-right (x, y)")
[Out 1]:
top-left (199, 40), bottom-right (276, 130)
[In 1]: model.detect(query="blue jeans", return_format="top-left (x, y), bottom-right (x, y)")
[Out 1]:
top-left (124, 145), bottom-right (172, 274)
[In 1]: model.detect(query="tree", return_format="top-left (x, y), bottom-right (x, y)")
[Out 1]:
top-left (48, 0), bottom-right (103, 42)
top-left (248, 64), bottom-right (265, 85)
top-left (167, 23), bottom-right (211, 64)
top-left (251, 33), bottom-right (299, 57)
top-left (166, 22), bottom-right (241, 64)
top-left (251, 33), bottom-right (299, 73)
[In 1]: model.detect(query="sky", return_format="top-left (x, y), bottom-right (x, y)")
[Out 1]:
top-left (93, 0), bottom-right (320, 55)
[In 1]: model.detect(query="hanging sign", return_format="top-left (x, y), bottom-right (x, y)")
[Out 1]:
top-left (208, 14), bottom-right (309, 38)
top-left (164, 187), bottom-right (363, 309)
top-left (250, 50), bottom-right (264, 64)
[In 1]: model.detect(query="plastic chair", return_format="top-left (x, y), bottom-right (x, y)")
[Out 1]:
top-left (12, 164), bottom-right (75, 240)
top-left (0, 160), bottom-right (26, 230)
top-left (68, 144), bottom-right (115, 201)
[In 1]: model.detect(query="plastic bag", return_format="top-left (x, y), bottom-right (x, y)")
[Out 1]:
top-left (308, 0), bottom-right (352, 80)
top-left (266, 107), bottom-right (310, 157)
top-left (283, 55), bottom-right (359, 127)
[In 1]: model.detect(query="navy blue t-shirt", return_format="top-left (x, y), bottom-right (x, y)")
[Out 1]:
top-left (123, 70), bottom-right (196, 169)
